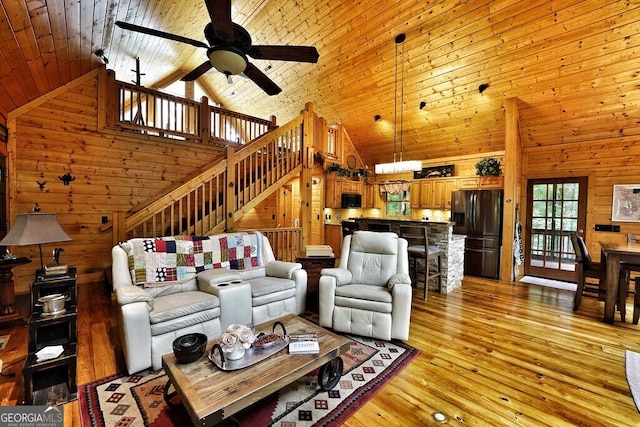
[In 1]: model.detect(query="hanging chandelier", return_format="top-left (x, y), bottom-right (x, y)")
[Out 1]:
top-left (375, 33), bottom-right (422, 175)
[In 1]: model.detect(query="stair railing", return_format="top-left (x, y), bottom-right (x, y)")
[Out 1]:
top-left (112, 111), bottom-right (306, 244)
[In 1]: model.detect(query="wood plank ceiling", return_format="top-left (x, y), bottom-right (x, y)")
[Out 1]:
top-left (1, 0), bottom-right (639, 166)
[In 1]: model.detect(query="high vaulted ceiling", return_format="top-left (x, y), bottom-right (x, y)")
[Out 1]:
top-left (1, 1), bottom-right (640, 167)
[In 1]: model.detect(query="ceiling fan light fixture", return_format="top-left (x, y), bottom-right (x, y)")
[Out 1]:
top-left (208, 47), bottom-right (247, 75)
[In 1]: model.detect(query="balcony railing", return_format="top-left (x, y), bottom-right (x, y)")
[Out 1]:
top-left (113, 78), bottom-right (274, 146)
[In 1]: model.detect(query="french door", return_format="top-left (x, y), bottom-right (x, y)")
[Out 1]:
top-left (524, 177), bottom-right (587, 282)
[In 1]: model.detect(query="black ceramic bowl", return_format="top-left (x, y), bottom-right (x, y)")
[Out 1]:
top-left (172, 333), bottom-right (207, 364)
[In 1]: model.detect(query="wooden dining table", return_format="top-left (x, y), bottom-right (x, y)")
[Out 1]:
top-left (600, 241), bottom-right (640, 323)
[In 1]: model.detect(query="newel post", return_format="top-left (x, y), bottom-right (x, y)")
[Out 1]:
top-left (225, 146), bottom-right (236, 232)
top-left (300, 103), bottom-right (316, 250)
top-left (200, 96), bottom-right (211, 144)
top-left (100, 68), bottom-right (117, 129)
top-left (112, 210), bottom-right (126, 247)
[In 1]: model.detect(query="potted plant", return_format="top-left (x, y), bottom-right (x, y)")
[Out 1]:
top-left (354, 166), bottom-right (371, 183)
top-left (475, 158), bottom-right (501, 176)
top-left (326, 163), bottom-right (352, 178)
top-left (313, 151), bottom-right (325, 168)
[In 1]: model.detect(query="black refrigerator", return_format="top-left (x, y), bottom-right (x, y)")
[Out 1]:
top-left (452, 189), bottom-right (503, 279)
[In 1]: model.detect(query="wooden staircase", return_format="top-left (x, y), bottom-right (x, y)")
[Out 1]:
top-left (102, 75), bottom-right (321, 255)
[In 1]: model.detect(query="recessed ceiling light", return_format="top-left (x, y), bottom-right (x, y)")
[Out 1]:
top-left (433, 412), bottom-right (448, 423)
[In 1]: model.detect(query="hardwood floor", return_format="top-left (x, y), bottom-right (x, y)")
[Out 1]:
top-left (1, 276), bottom-right (640, 426)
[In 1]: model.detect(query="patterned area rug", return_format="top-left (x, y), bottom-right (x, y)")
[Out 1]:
top-left (78, 334), bottom-right (418, 427)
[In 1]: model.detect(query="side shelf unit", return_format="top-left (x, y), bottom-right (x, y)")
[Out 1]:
top-left (23, 267), bottom-right (78, 405)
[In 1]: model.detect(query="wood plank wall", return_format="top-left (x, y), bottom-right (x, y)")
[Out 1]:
top-left (8, 72), bottom-right (225, 294)
top-left (234, 177), bottom-right (302, 231)
top-left (522, 136), bottom-right (640, 262)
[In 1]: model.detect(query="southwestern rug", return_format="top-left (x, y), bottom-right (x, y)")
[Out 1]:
top-left (79, 334), bottom-right (419, 427)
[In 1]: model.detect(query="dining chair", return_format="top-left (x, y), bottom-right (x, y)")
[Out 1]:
top-left (621, 233), bottom-right (640, 324)
top-left (399, 225), bottom-right (444, 300)
top-left (367, 223), bottom-right (392, 232)
top-left (570, 234), bottom-right (626, 319)
top-left (341, 221), bottom-right (360, 237)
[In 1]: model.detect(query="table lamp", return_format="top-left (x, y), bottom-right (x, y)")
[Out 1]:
top-left (0, 213), bottom-right (72, 271)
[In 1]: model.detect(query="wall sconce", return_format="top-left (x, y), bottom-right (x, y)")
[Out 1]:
top-left (374, 115), bottom-right (381, 122)
top-left (419, 101), bottom-right (426, 110)
top-left (478, 83), bottom-right (489, 93)
top-left (58, 173), bottom-right (75, 185)
top-left (95, 49), bottom-right (109, 64)
top-left (37, 181), bottom-right (46, 191)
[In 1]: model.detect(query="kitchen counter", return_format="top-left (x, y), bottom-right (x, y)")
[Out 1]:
top-left (348, 217), bottom-right (454, 225)
top-left (348, 218), bottom-right (463, 293)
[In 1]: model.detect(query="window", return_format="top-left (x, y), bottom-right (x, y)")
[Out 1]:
top-left (326, 127), bottom-right (341, 159)
top-left (386, 191), bottom-right (410, 217)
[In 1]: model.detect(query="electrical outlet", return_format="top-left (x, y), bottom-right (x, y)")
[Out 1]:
top-left (594, 224), bottom-right (620, 232)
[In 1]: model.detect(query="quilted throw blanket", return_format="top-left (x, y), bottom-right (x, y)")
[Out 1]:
top-left (124, 232), bottom-right (262, 285)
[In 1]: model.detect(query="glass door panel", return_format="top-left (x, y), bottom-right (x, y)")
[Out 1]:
top-left (525, 177), bottom-right (587, 282)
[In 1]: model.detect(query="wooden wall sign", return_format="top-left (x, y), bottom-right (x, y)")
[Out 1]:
top-left (414, 165), bottom-right (454, 179)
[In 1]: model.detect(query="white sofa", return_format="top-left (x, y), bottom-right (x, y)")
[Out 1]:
top-left (319, 231), bottom-right (412, 341)
top-left (112, 231), bottom-right (307, 374)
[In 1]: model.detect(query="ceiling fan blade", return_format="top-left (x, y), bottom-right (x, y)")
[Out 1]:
top-left (116, 21), bottom-right (209, 49)
top-left (206, 0), bottom-right (235, 42)
top-left (243, 62), bottom-right (282, 96)
top-left (180, 61), bottom-right (214, 81)
top-left (247, 45), bottom-right (319, 63)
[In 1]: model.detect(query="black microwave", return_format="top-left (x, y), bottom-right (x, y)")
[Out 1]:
top-left (341, 193), bottom-right (362, 208)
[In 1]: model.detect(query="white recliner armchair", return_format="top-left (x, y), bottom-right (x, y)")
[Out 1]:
top-left (319, 230), bottom-right (412, 341)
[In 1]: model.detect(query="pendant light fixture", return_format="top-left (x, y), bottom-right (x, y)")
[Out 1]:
top-left (375, 33), bottom-right (422, 175)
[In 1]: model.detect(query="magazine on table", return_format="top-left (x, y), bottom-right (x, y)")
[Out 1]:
top-left (288, 332), bottom-right (319, 354)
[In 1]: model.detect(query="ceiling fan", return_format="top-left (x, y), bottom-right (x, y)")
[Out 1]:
top-left (115, 0), bottom-right (319, 96)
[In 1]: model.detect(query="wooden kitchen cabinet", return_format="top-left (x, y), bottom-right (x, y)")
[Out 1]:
top-left (478, 176), bottom-right (504, 188)
top-left (325, 178), bottom-right (364, 208)
top-left (410, 182), bottom-right (422, 209)
top-left (325, 177), bottom-right (341, 208)
top-left (364, 183), bottom-right (378, 208)
top-left (457, 177), bottom-right (480, 189)
top-left (341, 180), bottom-right (363, 193)
top-left (432, 178), bottom-right (457, 209)
top-left (410, 180), bottom-right (434, 208)
top-left (457, 176), bottom-right (504, 189)
top-left (411, 178), bottom-right (457, 209)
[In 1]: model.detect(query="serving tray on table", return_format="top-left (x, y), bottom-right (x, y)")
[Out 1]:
top-left (209, 321), bottom-right (289, 371)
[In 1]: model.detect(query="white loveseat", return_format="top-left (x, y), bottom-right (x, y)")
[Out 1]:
top-left (111, 231), bottom-right (307, 374)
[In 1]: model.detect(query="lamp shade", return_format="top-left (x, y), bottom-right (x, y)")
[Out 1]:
top-left (208, 47), bottom-right (247, 75)
top-left (374, 160), bottom-right (423, 174)
top-left (0, 213), bottom-right (71, 247)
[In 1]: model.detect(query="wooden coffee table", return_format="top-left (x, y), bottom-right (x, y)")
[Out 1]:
top-left (161, 314), bottom-right (350, 426)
